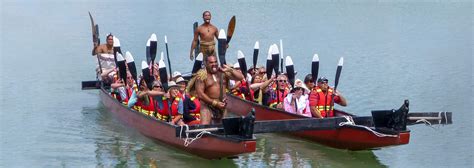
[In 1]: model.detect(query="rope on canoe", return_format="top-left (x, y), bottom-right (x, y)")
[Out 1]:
top-left (339, 115), bottom-right (399, 138)
top-left (413, 111), bottom-right (447, 130)
top-left (179, 124), bottom-right (211, 147)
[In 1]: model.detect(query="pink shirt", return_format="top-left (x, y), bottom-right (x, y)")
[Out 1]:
top-left (283, 93), bottom-right (312, 117)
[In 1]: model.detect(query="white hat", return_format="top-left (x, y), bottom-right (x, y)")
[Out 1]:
top-left (167, 81), bottom-right (179, 90)
top-left (233, 62), bottom-right (240, 68)
top-left (293, 79), bottom-right (309, 93)
top-left (176, 77), bottom-right (188, 84)
top-left (172, 71), bottom-right (182, 78)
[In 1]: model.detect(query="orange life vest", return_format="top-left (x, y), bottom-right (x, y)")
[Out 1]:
top-left (315, 88), bottom-right (336, 117)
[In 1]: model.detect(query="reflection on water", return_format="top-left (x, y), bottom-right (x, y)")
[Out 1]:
top-left (84, 103), bottom-right (385, 167)
top-left (236, 134), bottom-right (386, 168)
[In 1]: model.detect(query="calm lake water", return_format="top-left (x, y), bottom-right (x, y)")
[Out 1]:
top-left (1, 0), bottom-right (472, 167)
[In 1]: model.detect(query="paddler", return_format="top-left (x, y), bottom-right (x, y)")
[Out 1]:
top-left (192, 55), bottom-right (244, 125)
top-left (309, 77), bottom-right (348, 118)
top-left (92, 34), bottom-right (114, 55)
top-left (93, 34), bottom-right (116, 78)
top-left (189, 11), bottom-right (219, 61)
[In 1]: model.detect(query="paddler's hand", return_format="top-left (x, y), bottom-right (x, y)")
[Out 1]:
top-left (189, 52), bottom-right (194, 61)
top-left (219, 64), bottom-right (233, 73)
top-left (217, 101), bottom-right (226, 109)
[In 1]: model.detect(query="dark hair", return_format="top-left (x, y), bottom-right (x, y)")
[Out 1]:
top-left (304, 74), bottom-right (313, 83)
top-left (106, 33), bottom-right (113, 39)
top-left (206, 55), bottom-right (217, 62)
top-left (202, 11), bottom-right (211, 17)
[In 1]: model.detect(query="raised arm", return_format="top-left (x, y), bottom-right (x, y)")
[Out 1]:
top-left (189, 28), bottom-right (199, 60)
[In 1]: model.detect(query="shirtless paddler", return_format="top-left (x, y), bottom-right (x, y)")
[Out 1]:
top-left (190, 11), bottom-right (219, 60)
top-left (194, 55), bottom-right (244, 125)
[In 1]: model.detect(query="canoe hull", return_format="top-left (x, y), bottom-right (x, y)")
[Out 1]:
top-left (226, 94), bottom-right (409, 150)
top-left (99, 89), bottom-right (256, 159)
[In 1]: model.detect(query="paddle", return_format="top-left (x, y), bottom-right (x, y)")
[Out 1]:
top-left (116, 52), bottom-right (127, 87)
top-left (327, 57), bottom-right (344, 117)
top-left (252, 41), bottom-right (259, 71)
top-left (217, 29), bottom-right (227, 101)
top-left (88, 12), bottom-right (99, 47)
top-left (113, 36), bottom-right (122, 66)
top-left (149, 34), bottom-right (158, 76)
top-left (158, 60), bottom-right (169, 91)
top-left (237, 50), bottom-right (248, 79)
top-left (141, 61), bottom-right (152, 90)
top-left (164, 35), bottom-right (173, 79)
top-left (285, 56), bottom-right (297, 112)
top-left (265, 46), bottom-right (273, 80)
top-left (146, 39), bottom-right (151, 64)
top-left (279, 40), bottom-right (284, 73)
top-left (193, 22), bottom-right (200, 57)
top-left (311, 54), bottom-right (319, 83)
top-left (226, 16), bottom-right (236, 44)
top-left (270, 44), bottom-right (280, 104)
top-left (191, 53), bottom-right (204, 74)
top-left (125, 51), bottom-right (137, 82)
top-left (157, 59), bottom-right (174, 122)
top-left (88, 12), bottom-right (102, 81)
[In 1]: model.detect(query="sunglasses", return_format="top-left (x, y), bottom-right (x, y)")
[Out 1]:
top-left (277, 80), bottom-right (287, 83)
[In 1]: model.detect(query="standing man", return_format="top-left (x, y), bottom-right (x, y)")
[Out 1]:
top-left (309, 77), bottom-right (347, 118)
top-left (194, 55), bottom-right (244, 125)
top-left (93, 34), bottom-right (114, 55)
top-left (92, 34), bottom-right (116, 79)
top-left (190, 11), bottom-right (219, 60)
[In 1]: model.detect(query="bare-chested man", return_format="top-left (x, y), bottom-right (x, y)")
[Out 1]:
top-left (190, 11), bottom-right (219, 60)
top-left (92, 34), bottom-right (116, 79)
top-left (195, 55), bottom-right (244, 125)
top-left (93, 34), bottom-right (114, 55)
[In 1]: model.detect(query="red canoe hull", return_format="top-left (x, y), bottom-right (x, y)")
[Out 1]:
top-left (99, 89), bottom-right (256, 159)
top-left (226, 95), bottom-right (409, 150)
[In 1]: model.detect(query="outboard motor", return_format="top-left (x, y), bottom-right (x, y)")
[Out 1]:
top-left (371, 100), bottom-right (409, 131)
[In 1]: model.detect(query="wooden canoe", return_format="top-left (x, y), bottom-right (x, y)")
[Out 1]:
top-left (226, 94), bottom-right (410, 150)
top-left (98, 88), bottom-right (256, 159)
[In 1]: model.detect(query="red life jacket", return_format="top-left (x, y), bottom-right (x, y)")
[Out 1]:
top-left (155, 97), bottom-right (170, 121)
top-left (189, 96), bottom-right (201, 119)
top-left (156, 97), bottom-right (181, 121)
top-left (140, 96), bottom-right (155, 117)
top-left (268, 87), bottom-right (289, 107)
top-left (314, 87), bottom-right (338, 117)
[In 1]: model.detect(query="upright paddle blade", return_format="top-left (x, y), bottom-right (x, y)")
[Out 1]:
top-left (116, 53), bottom-right (127, 86)
top-left (149, 34), bottom-right (158, 62)
top-left (192, 53), bottom-right (204, 74)
top-left (237, 50), bottom-right (248, 77)
top-left (334, 57), bottom-right (344, 91)
top-left (193, 22), bottom-right (200, 57)
top-left (253, 41), bottom-right (259, 69)
top-left (217, 29), bottom-right (227, 66)
top-left (146, 39), bottom-right (151, 64)
top-left (164, 35), bottom-right (172, 78)
top-left (158, 60), bottom-right (168, 90)
top-left (141, 61), bottom-right (152, 90)
top-left (226, 16), bottom-right (236, 44)
top-left (95, 25), bottom-right (100, 44)
top-left (266, 46), bottom-right (273, 79)
top-left (88, 12), bottom-right (98, 44)
top-left (113, 36), bottom-right (122, 64)
top-left (311, 54), bottom-right (319, 83)
top-left (279, 40), bottom-right (284, 73)
top-left (271, 44), bottom-right (280, 75)
top-left (125, 51), bottom-right (137, 81)
top-left (285, 56), bottom-right (295, 88)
